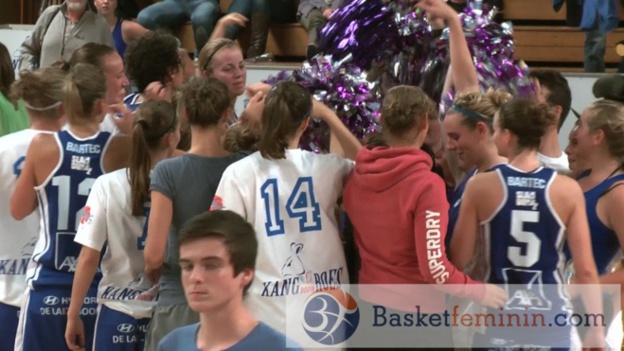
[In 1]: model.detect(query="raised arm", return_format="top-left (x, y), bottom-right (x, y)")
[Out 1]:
top-left (417, 0), bottom-right (479, 94)
top-left (311, 99), bottom-right (362, 160)
top-left (208, 13), bottom-right (248, 41)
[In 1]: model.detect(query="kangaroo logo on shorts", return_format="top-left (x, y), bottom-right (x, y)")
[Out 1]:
top-left (80, 206), bottom-right (93, 225)
top-left (210, 196), bottom-right (224, 211)
top-left (281, 242), bottom-right (306, 277)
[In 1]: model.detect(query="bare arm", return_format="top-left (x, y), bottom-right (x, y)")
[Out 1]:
top-left (122, 20), bottom-right (150, 43)
top-left (144, 191), bottom-right (172, 284)
top-left (312, 100), bottom-right (362, 160)
top-left (449, 177), bottom-right (480, 269)
top-left (417, 0), bottom-right (479, 94)
top-left (209, 13), bottom-right (248, 41)
top-left (65, 246), bottom-right (100, 350)
top-left (597, 185), bottom-right (624, 285)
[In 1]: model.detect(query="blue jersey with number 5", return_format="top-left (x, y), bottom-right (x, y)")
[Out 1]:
top-left (28, 130), bottom-right (112, 288)
top-left (483, 165), bottom-right (566, 285)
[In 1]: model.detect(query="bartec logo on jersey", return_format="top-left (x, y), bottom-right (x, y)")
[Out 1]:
top-left (261, 242), bottom-right (344, 297)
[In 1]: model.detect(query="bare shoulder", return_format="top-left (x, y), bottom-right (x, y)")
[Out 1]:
top-left (551, 174), bottom-right (583, 201)
top-left (30, 133), bottom-right (58, 159)
top-left (466, 171), bottom-right (500, 192)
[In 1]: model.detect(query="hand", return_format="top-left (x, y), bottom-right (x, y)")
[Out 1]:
top-left (239, 91), bottom-right (265, 132)
top-left (246, 82), bottom-right (271, 97)
top-left (218, 13), bottom-right (248, 28)
top-left (107, 103), bottom-right (133, 135)
top-left (479, 284), bottom-right (508, 309)
top-left (416, 0), bottom-right (458, 23)
top-left (65, 315), bottom-right (85, 351)
top-left (310, 99), bottom-right (335, 121)
top-left (144, 81), bottom-right (172, 102)
top-left (146, 265), bottom-right (162, 285)
top-left (323, 8), bottom-right (333, 19)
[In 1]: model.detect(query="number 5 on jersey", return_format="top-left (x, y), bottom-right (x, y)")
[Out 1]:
top-left (260, 177), bottom-right (321, 236)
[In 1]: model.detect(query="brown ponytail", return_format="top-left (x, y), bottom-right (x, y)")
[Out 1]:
top-left (258, 82), bottom-right (311, 159)
top-left (497, 99), bottom-right (556, 150)
top-left (63, 63), bottom-right (106, 125)
top-left (129, 100), bottom-right (178, 216)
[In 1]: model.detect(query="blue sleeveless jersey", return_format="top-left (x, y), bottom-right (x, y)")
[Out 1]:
top-left (479, 165), bottom-right (571, 347)
top-left (112, 17), bottom-right (127, 59)
top-left (124, 93), bottom-right (142, 113)
top-left (582, 173), bottom-right (624, 274)
top-left (28, 131), bottom-right (112, 288)
top-left (447, 165), bottom-right (502, 248)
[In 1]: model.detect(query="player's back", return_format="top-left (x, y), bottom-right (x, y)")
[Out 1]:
top-left (216, 149), bottom-right (354, 331)
top-left (0, 129), bottom-right (51, 306)
top-left (483, 165), bottom-right (566, 286)
top-left (28, 130), bottom-right (112, 288)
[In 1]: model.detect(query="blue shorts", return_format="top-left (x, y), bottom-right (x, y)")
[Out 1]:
top-left (0, 301), bottom-right (20, 351)
top-left (93, 304), bottom-right (150, 351)
top-left (15, 286), bottom-right (98, 351)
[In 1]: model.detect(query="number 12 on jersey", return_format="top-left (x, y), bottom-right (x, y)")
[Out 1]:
top-left (260, 177), bottom-right (322, 236)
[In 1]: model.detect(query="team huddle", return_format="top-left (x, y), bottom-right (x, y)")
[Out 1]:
top-left (1, 0), bottom-right (624, 350)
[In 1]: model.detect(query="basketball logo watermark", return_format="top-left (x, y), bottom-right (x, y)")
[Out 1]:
top-left (301, 288), bottom-right (359, 345)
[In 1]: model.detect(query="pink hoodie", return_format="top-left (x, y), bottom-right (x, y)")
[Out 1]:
top-left (343, 146), bottom-right (483, 311)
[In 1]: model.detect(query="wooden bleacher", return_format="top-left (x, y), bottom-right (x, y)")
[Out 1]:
top-left (175, 0), bottom-right (624, 67)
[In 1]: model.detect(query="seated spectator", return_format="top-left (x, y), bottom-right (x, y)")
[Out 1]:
top-left (94, 0), bottom-right (149, 59)
top-left (158, 210), bottom-right (300, 351)
top-left (220, 0), bottom-right (297, 59)
top-left (17, 0), bottom-right (113, 70)
top-left (298, 0), bottom-right (345, 60)
top-left (137, 0), bottom-right (219, 56)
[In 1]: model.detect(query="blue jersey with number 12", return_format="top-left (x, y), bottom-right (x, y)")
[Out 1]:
top-left (27, 130), bottom-right (112, 288)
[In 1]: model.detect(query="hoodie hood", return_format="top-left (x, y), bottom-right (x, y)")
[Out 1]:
top-left (350, 146), bottom-right (433, 192)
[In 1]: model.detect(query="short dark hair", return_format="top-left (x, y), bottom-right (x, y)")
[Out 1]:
top-left (529, 70), bottom-right (571, 130)
top-left (125, 30), bottom-right (181, 93)
top-left (0, 43), bottom-right (15, 97)
top-left (178, 210), bottom-right (257, 291)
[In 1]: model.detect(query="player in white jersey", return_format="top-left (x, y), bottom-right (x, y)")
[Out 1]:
top-left (0, 67), bottom-right (66, 351)
top-left (450, 99), bottom-right (603, 349)
top-left (65, 100), bottom-right (181, 351)
top-left (10, 63), bottom-right (131, 351)
top-left (213, 81), bottom-right (362, 332)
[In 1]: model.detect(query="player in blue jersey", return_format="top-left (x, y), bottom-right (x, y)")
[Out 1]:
top-left (450, 99), bottom-right (603, 349)
top-left (65, 100), bottom-right (180, 351)
top-left (0, 67), bottom-right (66, 351)
top-left (443, 89), bottom-right (512, 255)
top-left (67, 43), bottom-right (132, 136)
top-left (10, 63), bottom-right (131, 351)
top-left (566, 100), bottom-right (624, 349)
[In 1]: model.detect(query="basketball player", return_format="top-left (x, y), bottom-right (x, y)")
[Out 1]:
top-left (0, 67), bottom-right (66, 351)
top-left (566, 100), bottom-right (624, 349)
top-left (10, 63), bottom-right (130, 351)
top-left (212, 81), bottom-right (362, 332)
top-left (443, 90), bottom-right (512, 250)
top-left (143, 78), bottom-right (245, 351)
top-left (450, 99), bottom-right (603, 349)
top-left (65, 101), bottom-right (180, 350)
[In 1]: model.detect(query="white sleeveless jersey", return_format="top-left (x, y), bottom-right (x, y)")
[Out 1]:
top-left (74, 168), bottom-right (156, 319)
top-left (214, 149), bottom-right (354, 332)
top-left (0, 129), bottom-right (52, 307)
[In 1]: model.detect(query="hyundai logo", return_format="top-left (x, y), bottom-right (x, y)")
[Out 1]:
top-left (117, 324), bottom-right (135, 333)
top-left (43, 296), bottom-right (59, 306)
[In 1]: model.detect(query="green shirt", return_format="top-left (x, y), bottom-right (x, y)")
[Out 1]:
top-left (0, 93), bottom-right (29, 137)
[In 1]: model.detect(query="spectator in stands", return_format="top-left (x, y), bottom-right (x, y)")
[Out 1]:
top-left (298, 0), bottom-right (346, 60)
top-left (157, 210), bottom-right (298, 351)
top-left (94, 0), bottom-right (149, 59)
top-left (530, 70), bottom-right (572, 173)
top-left (0, 43), bottom-right (29, 137)
top-left (593, 74), bottom-right (624, 103)
top-left (136, 0), bottom-right (219, 57)
top-left (220, 0), bottom-right (297, 60)
top-left (17, 0), bottom-right (113, 70)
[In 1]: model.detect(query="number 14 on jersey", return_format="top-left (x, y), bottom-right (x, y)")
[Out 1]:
top-left (260, 177), bottom-right (322, 236)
